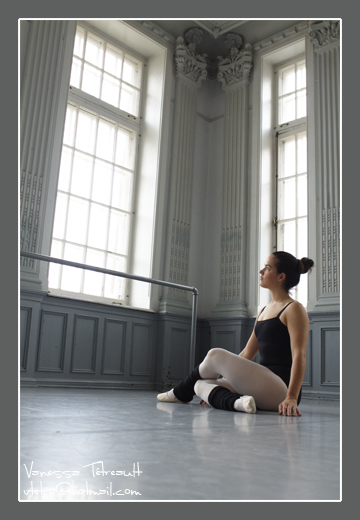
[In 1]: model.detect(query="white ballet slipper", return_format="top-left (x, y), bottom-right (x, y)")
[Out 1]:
top-left (156, 391), bottom-right (180, 403)
top-left (234, 395), bottom-right (256, 414)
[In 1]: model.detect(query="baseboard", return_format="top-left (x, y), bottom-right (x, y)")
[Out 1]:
top-left (20, 378), bottom-right (157, 391)
top-left (301, 390), bottom-right (340, 401)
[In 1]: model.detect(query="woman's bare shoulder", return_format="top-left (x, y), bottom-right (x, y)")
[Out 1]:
top-left (288, 300), bottom-right (309, 321)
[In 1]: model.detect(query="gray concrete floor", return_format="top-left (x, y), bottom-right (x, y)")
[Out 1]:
top-left (20, 387), bottom-right (341, 501)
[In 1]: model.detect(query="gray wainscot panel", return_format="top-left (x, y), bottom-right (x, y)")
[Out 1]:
top-left (303, 311), bottom-right (340, 399)
top-left (208, 317), bottom-right (255, 355)
top-left (102, 319), bottom-right (127, 375)
top-left (71, 314), bottom-right (99, 374)
top-left (156, 313), bottom-right (192, 390)
top-left (37, 310), bottom-right (67, 372)
top-left (130, 322), bottom-right (154, 377)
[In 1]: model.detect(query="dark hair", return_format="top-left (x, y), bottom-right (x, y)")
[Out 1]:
top-left (272, 251), bottom-right (314, 292)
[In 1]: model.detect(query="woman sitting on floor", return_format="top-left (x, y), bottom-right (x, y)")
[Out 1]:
top-left (157, 251), bottom-right (314, 417)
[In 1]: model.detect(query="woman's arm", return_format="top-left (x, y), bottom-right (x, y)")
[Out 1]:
top-left (239, 330), bottom-right (259, 360)
top-left (278, 302), bottom-right (309, 416)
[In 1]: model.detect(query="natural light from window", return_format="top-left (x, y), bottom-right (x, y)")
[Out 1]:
top-left (48, 25), bottom-right (142, 303)
top-left (276, 58), bottom-right (308, 305)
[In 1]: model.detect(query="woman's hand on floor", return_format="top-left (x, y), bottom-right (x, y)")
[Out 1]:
top-left (278, 397), bottom-right (301, 416)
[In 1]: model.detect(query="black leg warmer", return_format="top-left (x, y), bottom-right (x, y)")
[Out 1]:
top-left (173, 366), bottom-right (201, 402)
top-left (208, 385), bottom-right (242, 412)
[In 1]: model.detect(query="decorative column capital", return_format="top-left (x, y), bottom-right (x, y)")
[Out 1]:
top-left (308, 20), bottom-right (340, 49)
top-left (217, 34), bottom-right (253, 89)
top-left (174, 28), bottom-right (208, 85)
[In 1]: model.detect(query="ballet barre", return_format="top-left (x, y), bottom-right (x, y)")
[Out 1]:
top-left (20, 251), bottom-right (198, 372)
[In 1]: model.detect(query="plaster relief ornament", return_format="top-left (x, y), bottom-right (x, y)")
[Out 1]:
top-left (217, 33), bottom-right (253, 88)
top-left (175, 28), bottom-right (208, 85)
top-left (308, 20), bottom-right (340, 49)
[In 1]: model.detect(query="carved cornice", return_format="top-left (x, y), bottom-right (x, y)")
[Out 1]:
top-left (217, 34), bottom-right (253, 88)
top-left (309, 20), bottom-right (340, 49)
top-left (252, 21), bottom-right (309, 52)
top-left (174, 28), bottom-right (208, 85)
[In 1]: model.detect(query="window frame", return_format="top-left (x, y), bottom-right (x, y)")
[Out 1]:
top-left (273, 53), bottom-right (309, 305)
top-left (48, 22), bottom-right (146, 306)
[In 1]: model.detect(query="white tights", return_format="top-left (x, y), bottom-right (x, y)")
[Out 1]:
top-left (195, 348), bottom-right (288, 411)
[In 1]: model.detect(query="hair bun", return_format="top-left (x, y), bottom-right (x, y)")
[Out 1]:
top-left (298, 257), bottom-right (314, 274)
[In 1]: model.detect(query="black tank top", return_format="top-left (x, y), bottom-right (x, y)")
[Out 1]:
top-left (255, 302), bottom-right (302, 404)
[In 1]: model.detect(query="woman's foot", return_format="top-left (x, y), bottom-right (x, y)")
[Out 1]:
top-left (157, 389), bottom-right (180, 403)
top-left (234, 395), bottom-right (256, 414)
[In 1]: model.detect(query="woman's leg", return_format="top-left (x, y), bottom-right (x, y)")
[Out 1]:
top-left (194, 380), bottom-right (256, 413)
top-left (198, 348), bottom-right (287, 411)
top-left (157, 347), bottom-right (287, 411)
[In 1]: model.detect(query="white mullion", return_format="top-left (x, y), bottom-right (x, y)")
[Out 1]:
top-left (79, 29), bottom-right (88, 91)
top-left (119, 53), bottom-right (125, 109)
top-left (62, 104), bottom-right (79, 250)
top-left (98, 39), bottom-right (106, 105)
top-left (81, 115), bottom-right (100, 295)
top-left (105, 121), bottom-right (118, 278)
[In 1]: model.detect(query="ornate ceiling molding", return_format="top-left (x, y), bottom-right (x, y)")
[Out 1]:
top-left (195, 20), bottom-right (248, 39)
top-left (174, 28), bottom-right (208, 85)
top-left (308, 20), bottom-right (340, 49)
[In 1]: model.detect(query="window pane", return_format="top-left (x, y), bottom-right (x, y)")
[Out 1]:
top-left (95, 118), bottom-right (115, 162)
top-left (297, 175), bottom-right (307, 217)
top-left (297, 133), bottom-right (307, 173)
top-left (52, 192), bottom-right (68, 240)
top-left (108, 210), bottom-right (129, 255)
top-left (83, 248), bottom-right (105, 296)
top-left (278, 178), bottom-right (296, 220)
top-left (82, 63), bottom-right (101, 98)
top-left (75, 110), bottom-right (97, 154)
top-left (120, 84), bottom-right (140, 117)
top-left (115, 129), bottom-right (135, 169)
top-left (279, 94), bottom-right (295, 125)
top-left (104, 254), bottom-right (127, 300)
top-left (297, 217), bottom-right (308, 258)
top-left (101, 73), bottom-right (121, 108)
top-left (71, 151), bottom-right (93, 199)
top-left (104, 46), bottom-right (123, 77)
top-left (280, 67), bottom-right (295, 96)
top-left (279, 137), bottom-right (296, 178)
top-left (296, 62), bottom-right (306, 90)
top-left (65, 196), bottom-right (89, 245)
top-left (87, 203), bottom-right (109, 250)
top-left (70, 57), bottom-right (82, 88)
top-left (73, 28), bottom-right (85, 58)
top-left (112, 167), bottom-right (132, 211)
top-left (278, 221), bottom-right (296, 257)
top-left (123, 57), bottom-right (141, 87)
top-left (85, 35), bottom-right (104, 68)
top-left (63, 105), bottom-right (77, 147)
top-left (58, 147), bottom-right (73, 192)
top-left (92, 159), bottom-right (113, 206)
top-left (296, 89), bottom-right (307, 119)
top-left (61, 243), bottom-right (84, 292)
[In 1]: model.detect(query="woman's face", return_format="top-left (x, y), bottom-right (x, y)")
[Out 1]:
top-left (259, 255), bottom-right (283, 289)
